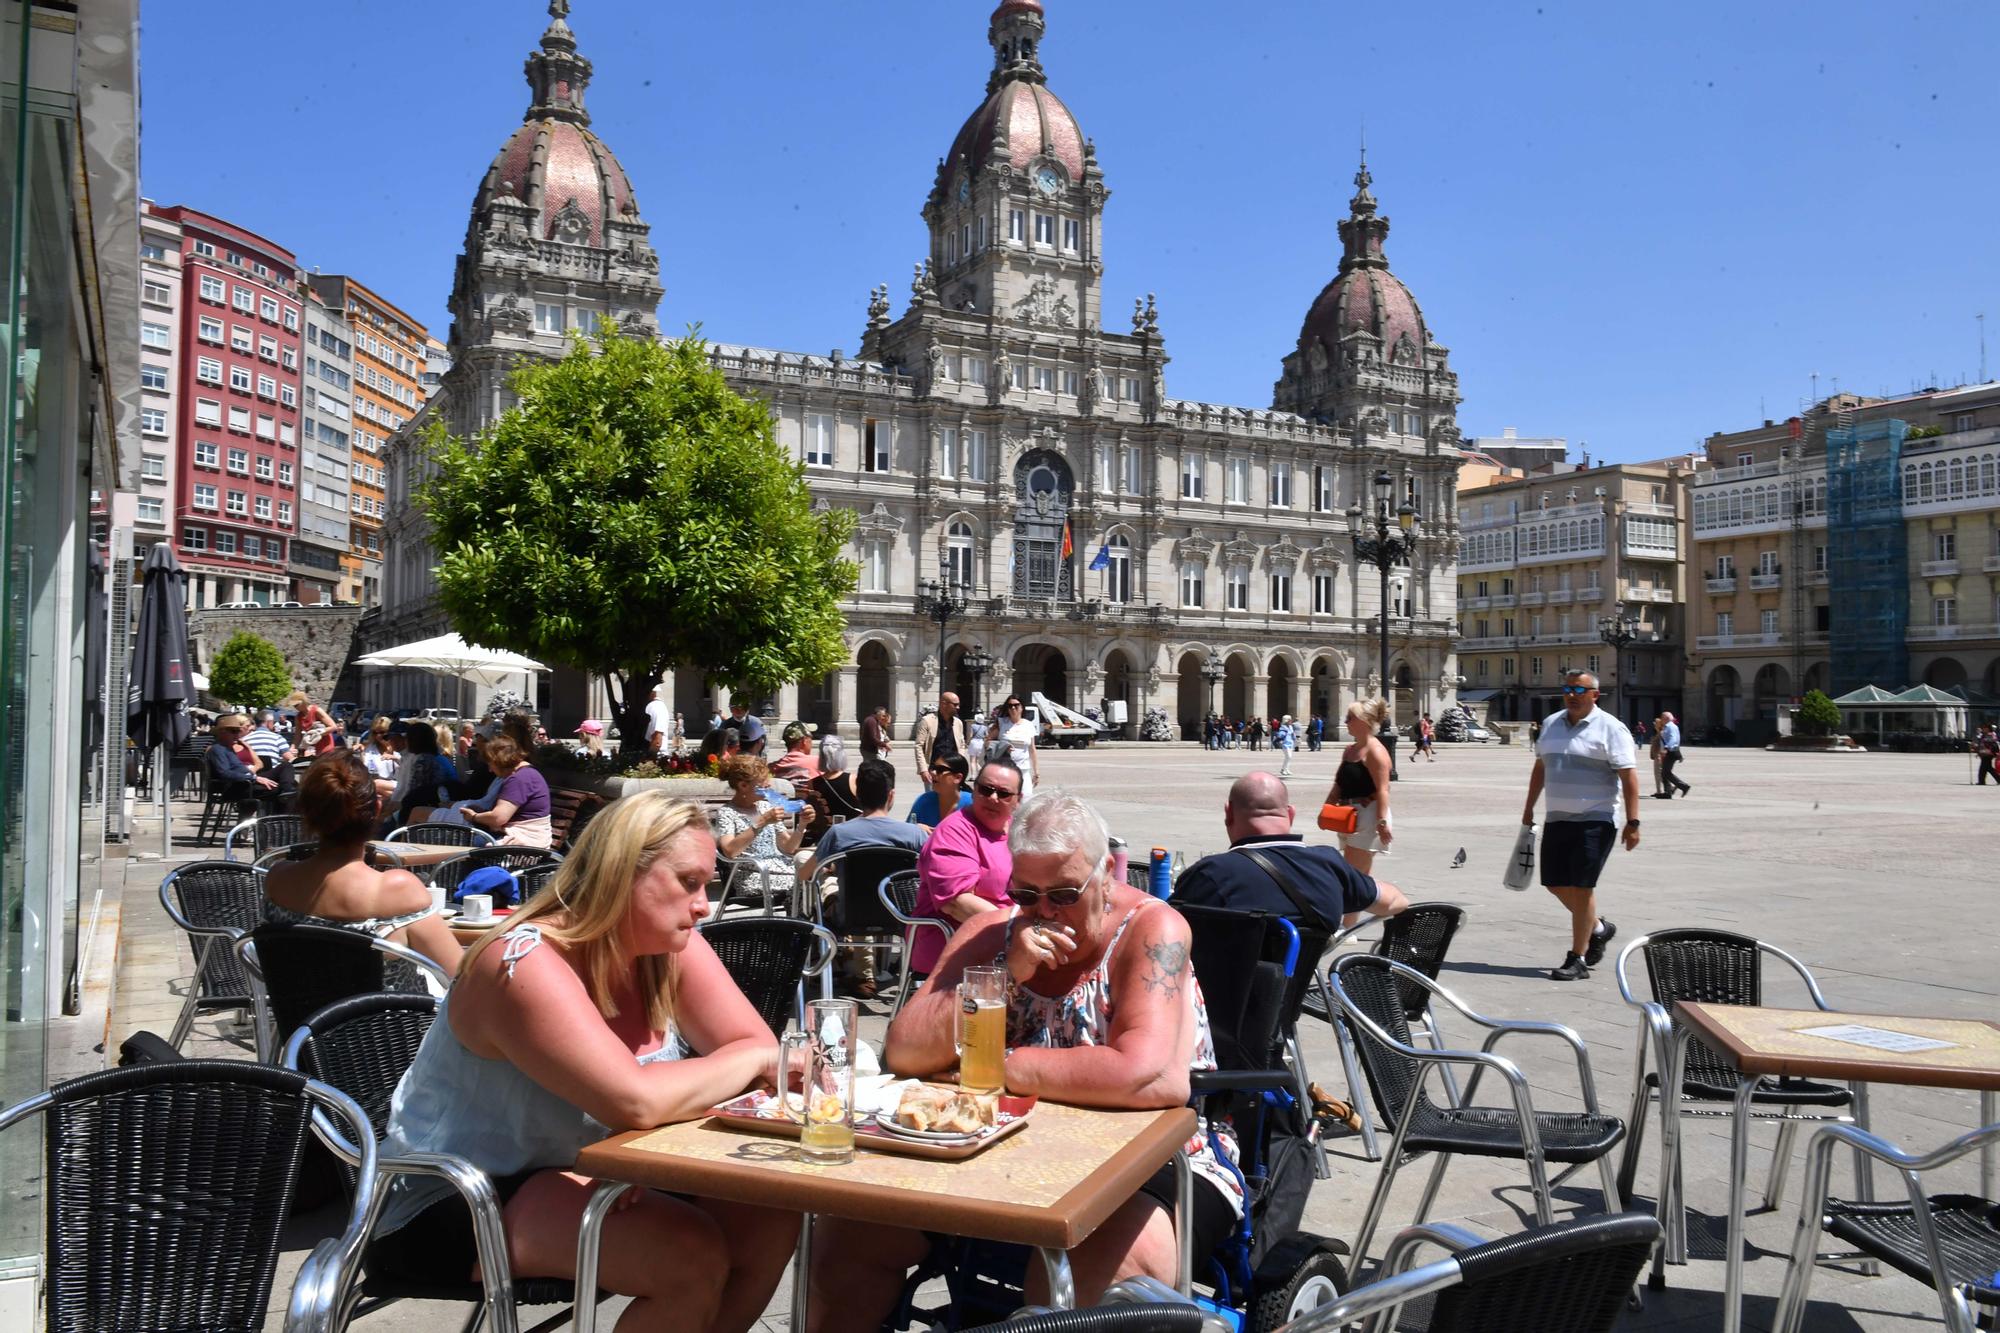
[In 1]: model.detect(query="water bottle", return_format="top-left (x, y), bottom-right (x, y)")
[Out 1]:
top-left (1149, 847), bottom-right (1172, 899)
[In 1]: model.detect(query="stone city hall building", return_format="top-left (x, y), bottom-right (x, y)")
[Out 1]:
top-left (379, 1), bottom-right (1467, 737)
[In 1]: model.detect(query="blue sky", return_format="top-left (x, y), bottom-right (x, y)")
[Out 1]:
top-left (140, 1), bottom-right (2000, 461)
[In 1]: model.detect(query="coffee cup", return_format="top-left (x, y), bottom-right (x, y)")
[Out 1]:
top-left (461, 893), bottom-right (494, 922)
top-left (429, 886), bottom-right (448, 915)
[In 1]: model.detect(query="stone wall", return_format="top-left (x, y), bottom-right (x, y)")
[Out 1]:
top-left (188, 606), bottom-right (368, 707)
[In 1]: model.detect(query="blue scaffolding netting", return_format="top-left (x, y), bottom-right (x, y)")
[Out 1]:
top-left (1825, 418), bottom-right (1908, 694)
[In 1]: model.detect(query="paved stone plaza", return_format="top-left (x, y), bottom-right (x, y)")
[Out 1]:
top-left (113, 741), bottom-right (1996, 1330)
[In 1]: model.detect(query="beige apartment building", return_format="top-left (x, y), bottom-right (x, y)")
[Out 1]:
top-left (1686, 381), bottom-right (2000, 737)
top-left (1455, 458), bottom-right (1695, 727)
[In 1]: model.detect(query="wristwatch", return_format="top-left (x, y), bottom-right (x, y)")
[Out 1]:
top-left (1624, 818), bottom-right (1641, 828)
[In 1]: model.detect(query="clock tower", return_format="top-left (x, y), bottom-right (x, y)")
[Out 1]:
top-left (910, 0), bottom-right (1105, 342)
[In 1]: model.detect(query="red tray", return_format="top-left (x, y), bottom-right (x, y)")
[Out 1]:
top-left (707, 1087), bottom-right (1035, 1161)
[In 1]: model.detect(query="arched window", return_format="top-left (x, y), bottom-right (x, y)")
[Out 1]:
top-left (946, 521), bottom-right (976, 589)
top-left (1105, 533), bottom-right (1132, 603)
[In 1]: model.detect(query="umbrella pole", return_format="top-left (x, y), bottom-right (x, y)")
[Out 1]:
top-left (159, 751), bottom-right (171, 858)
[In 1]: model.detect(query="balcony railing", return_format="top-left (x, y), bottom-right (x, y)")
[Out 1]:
top-left (1490, 594), bottom-right (1518, 608)
top-left (1706, 576), bottom-right (1737, 593)
top-left (1695, 632), bottom-right (1780, 650)
top-left (1983, 555), bottom-right (2000, 574)
top-left (1919, 558), bottom-right (1961, 577)
top-left (1749, 572), bottom-right (1783, 589)
top-left (1461, 596), bottom-right (1491, 610)
top-left (1517, 591), bottom-right (1544, 606)
top-left (1618, 585), bottom-right (1673, 603)
top-left (1546, 590), bottom-right (1573, 604)
top-left (1907, 622), bottom-right (1996, 641)
top-left (1575, 587), bottom-right (1605, 603)
top-left (1457, 635), bottom-right (1517, 651)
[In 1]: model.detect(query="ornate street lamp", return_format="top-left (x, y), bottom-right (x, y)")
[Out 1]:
top-left (1200, 650), bottom-right (1226, 723)
top-left (961, 643), bottom-right (995, 716)
top-left (1597, 600), bottom-right (1643, 722)
top-left (1347, 469), bottom-right (1420, 770)
top-left (914, 547), bottom-right (971, 687)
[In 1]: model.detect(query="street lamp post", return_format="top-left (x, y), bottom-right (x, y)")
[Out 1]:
top-left (1200, 651), bottom-right (1225, 738)
top-left (961, 644), bottom-right (995, 716)
top-left (1347, 469), bottom-right (1420, 774)
top-left (1597, 600), bottom-right (1643, 724)
top-left (914, 548), bottom-right (970, 690)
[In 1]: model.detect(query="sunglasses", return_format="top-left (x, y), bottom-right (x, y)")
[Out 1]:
top-left (1562, 685), bottom-right (1596, 695)
top-left (930, 766), bottom-right (957, 776)
top-left (974, 782), bottom-right (1020, 800)
top-left (1012, 866), bottom-right (1099, 908)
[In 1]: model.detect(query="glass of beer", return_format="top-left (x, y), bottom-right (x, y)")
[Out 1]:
top-left (779, 997), bottom-right (858, 1165)
top-left (954, 965), bottom-right (1008, 1094)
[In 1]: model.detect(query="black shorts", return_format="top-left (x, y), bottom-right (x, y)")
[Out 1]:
top-left (1136, 1163), bottom-right (1237, 1263)
top-left (1540, 820), bottom-right (1617, 890)
top-left (365, 1169), bottom-right (542, 1284)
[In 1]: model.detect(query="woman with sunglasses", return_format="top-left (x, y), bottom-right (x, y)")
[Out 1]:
top-left (811, 791), bottom-right (1236, 1329)
top-left (990, 696), bottom-right (1041, 799)
top-left (906, 754), bottom-right (970, 829)
top-left (909, 757), bottom-right (1021, 973)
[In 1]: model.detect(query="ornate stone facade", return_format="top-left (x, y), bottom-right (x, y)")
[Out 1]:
top-left (378, 0), bottom-right (1464, 735)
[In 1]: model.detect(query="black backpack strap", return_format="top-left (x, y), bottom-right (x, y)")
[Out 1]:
top-left (1234, 845), bottom-right (1334, 934)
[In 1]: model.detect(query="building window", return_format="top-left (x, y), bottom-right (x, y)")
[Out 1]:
top-left (256, 374), bottom-right (277, 399)
top-left (139, 407), bottom-right (167, 436)
top-left (1008, 209), bottom-right (1026, 242)
top-left (195, 356), bottom-right (222, 384)
top-left (1121, 376), bottom-right (1141, 402)
top-left (965, 357), bottom-right (987, 386)
top-left (1062, 218), bottom-right (1080, 251)
top-left (1031, 365), bottom-right (1054, 392)
top-left (214, 530), bottom-right (236, 555)
top-left (804, 413), bottom-right (835, 467)
top-left (1716, 611), bottom-right (1733, 637)
top-left (1476, 659), bottom-right (1488, 680)
top-left (1225, 565), bottom-right (1249, 611)
top-left (136, 495), bottom-right (165, 524)
top-left (256, 414), bottom-right (275, 440)
top-left (140, 453), bottom-right (167, 481)
top-left (142, 321), bottom-right (171, 349)
top-left (938, 427), bottom-right (958, 480)
top-left (535, 302), bottom-right (564, 333)
top-left (1179, 561), bottom-right (1204, 608)
top-left (231, 286), bottom-right (254, 313)
top-left (1269, 570), bottom-right (1292, 612)
top-left (182, 526), bottom-right (206, 551)
top-left (254, 496), bottom-right (272, 519)
top-left (1033, 214), bottom-right (1055, 245)
top-left (1313, 572), bottom-right (1336, 615)
top-left (1813, 544), bottom-right (1828, 573)
top-left (1313, 465), bottom-right (1334, 513)
top-left (1225, 456), bottom-right (1249, 505)
top-left (243, 535), bottom-right (261, 558)
top-left (1010, 362), bottom-right (1028, 390)
top-left (1716, 553), bottom-right (1735, 578)
top-left (1181, 452), bottom-right (1204, 500)
top-left (141, 363), bottom-right (168, 391)
top-left (860, 540), bottom-right (889, 593)
top-left (228, 366), bottom-right (251, 392)
top-left (1936, 531), bottom-right (1956, 562)
top-left (196, 274), bottom-right (224, 302)
top-left (1122, 446), bottom-right (1142, 495)
top-left (193, 483), bottom-right (218, 510)
top-left (574, 308), bottom-right (601, 336)
top-left (1954, 413), bottom-right (1975, 434)
top-left (278, 462), bottom-right (293, 485)
top-left (1269, 463), bottom-right (1293, 508)
top-left (1105, 535), bottom-right (1132, 603)
top-left (193, 440), bottom-right (219, 468)
top-left (1759, 609), bottom-right (1778, 636)
top-left (280, 384), bottom-right (296, 408)
top-left (226, 447), bottom-right (249, 474)
top-left (277, 502), bottom-right (292, 525)
top-left (1502, 658), bottom-right (1515, 678)
top-left (1758, 549), bottom-right (1778, 575)
top-left (863, 419), bottom-right (888, 472)
top-left (259, 295), bottom-right (279, 321)
top-left (226, 490), bottom-right (247, 515)
top-left (1935, 596), bottom-right (1957, 626)
top-left (258, 334), bottom-right (277, 361)
top-left (254, 455), bottom-right (273, 480)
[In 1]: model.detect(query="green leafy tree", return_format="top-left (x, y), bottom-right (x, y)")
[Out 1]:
top-left (420, 330), bottom-right (856, 752)
top-left (208, 630), bottom-right (293, 711)
top-left (1797, 688), bottom-right (1841, 736)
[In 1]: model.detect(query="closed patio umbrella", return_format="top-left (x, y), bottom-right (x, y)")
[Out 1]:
top-left (127, 542), bottom-right (194, 856)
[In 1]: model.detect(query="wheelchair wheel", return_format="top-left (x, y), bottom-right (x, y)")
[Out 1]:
top-left (1249, 1244), bottom-right (1347, 1332)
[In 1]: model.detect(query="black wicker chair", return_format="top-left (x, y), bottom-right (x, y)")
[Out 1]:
top-left (385, 822), bottom-right (496, 849)
top-left (1611, 928), bottom-right (1862, 1287)
top-left (427, 844), bottom-right (559, 896)
top-left (1318, 903), bottom-right (1470, 1163)
top-left (878, 869), bottom-right (953, 1018)
top-left (225, 812), bottom-right (309, 861)
top-left (1329, 953), bottom-right (1627, 1270)
top-left (1775, 1120), bottom-right (2000, 1333)
top-left (515, 860), bottom-right (563, 898)
top-left (809, 846), bottom-right (921, 992)
top-left (699, 917), bottom-right (836, 1035)
top-left (282, 993), bottom-right (594, 1333)
top-left (235, 921), bottom-right (449, 1060)
top-left (196, 761), bottom-right (263, 845)
top-left (159, 860), bottom-right (266, 1049)
top-left (1277, 1213), bottom-right (1661, 1333)
top-left (0, 1058), bottom-right (376, 1333)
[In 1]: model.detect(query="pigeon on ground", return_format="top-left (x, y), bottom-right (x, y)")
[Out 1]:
top-left (1449, 847), bottom-right (1467, 869)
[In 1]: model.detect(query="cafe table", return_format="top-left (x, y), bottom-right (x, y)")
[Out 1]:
top-left (1674, 1001), bottom-right (2000, 1333)
top-left (569, 1101), bottom-right (1198, 1331)
top-left (363, 839), bottom-right (464, 869)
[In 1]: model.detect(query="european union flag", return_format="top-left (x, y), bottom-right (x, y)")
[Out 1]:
top-left (1088, 543), bottom-right (1111, 571)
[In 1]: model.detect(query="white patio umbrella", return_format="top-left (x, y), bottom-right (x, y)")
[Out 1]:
top-left (355, 632), bottom-right (548, 708)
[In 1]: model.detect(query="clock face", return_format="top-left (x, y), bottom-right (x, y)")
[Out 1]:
top-left (958, 176), bottom-right (971, 203)
top-left (1035, 165), bottom-right (1062, 196)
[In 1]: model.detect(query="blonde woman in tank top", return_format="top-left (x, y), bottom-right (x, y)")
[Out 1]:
top-left (1328, 696), bottom-right (1395, 876)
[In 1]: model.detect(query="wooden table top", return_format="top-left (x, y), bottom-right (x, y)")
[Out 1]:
top-left (575, 1102), bottom-right (1197, 1251)
top-left (1676, 1003), bottom-right (2000, 1091)
top-left (365, 840), bottom-right (468, 868)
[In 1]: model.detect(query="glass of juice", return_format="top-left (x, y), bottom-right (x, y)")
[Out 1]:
top-left (780, 997), bottom-right (858, 1165)
top-left (955, 965), bottom-right (1008, 1094)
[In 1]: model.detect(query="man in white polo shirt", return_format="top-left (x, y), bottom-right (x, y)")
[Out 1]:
top-left (1520, 669), bottom-right (1641, 980)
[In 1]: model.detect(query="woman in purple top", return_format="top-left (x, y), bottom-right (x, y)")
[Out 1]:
top-left (466, 734), bottom-right (554, 848)
top-left (910, 757), bottom-right (1020, 973)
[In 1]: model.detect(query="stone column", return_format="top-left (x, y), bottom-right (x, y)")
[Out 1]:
top-left (891, 666), bottom-right (923, 744)
top-left (776, 681), bottom-right (800, 722)
top-left (711, 684), bottom-right (732, 716)
top-left (834, 667), bottom-right (859, 739)
top-left (1249, 674), bottom-right (1270, 723)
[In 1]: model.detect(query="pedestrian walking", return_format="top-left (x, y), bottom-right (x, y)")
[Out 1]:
top-left (1656, 711), bottom-right (1691, 797)
top-left (1328, 697), bottom-right (1394, 877)
top-left (1275, 714), bottom-right (1296, 777)
top-left (1648, 715), bottom-right (1666, 797)
top-left (1415, 713), bottom-right (1437, 761)
top-left (1308, 713), bottom-right (1324, 752)
top-left (1976, 724), bottom-right (1999, 786)
top-left (1521, 669), bottom-right (1640, 981)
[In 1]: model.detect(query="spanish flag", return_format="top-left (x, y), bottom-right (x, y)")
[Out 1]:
top-left (1060, 519), bottom-right (1073, 562)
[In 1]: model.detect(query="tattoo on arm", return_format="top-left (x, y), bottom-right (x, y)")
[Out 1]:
top-left (1142, 939), bottom-right (1189, 998)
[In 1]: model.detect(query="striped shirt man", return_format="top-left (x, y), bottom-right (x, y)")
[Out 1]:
top-left (1535, 706), bottom-right (1638, 824)
top-left (242, 724), bottom-right (292, 768)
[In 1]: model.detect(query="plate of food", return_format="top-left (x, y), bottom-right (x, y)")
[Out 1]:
top-left (873, 1083), bottom-right (1034, 1145)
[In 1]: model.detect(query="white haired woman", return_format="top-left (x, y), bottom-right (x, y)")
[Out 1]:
top-left (806, 791), bottom-right (1240, 1330)
top-left (367, 791), bottom-right (799, 1333)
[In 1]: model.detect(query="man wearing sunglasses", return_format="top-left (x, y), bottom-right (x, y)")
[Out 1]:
top-left (910, 758), bottom-right (1022, 973)
top-left (1521, 669), bottom-right (1641, 981)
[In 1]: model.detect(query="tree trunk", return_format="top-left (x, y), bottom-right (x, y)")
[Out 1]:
top-left (607, 669), bottom-right (663, 761)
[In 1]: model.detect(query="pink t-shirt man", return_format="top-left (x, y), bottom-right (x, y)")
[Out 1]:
top-left (912, 804), bottom-right (1013, 973)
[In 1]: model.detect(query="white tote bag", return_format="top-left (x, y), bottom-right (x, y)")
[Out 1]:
top-left (1502, 823), bottom-right (1537, 891)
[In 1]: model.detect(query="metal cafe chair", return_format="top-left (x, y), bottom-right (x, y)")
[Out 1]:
top-left (698, 916), bottom-right (837, 1035)
top-left (806, 846), bottom-right (923, 994)
top-left (236, 922), bottom-right (451, 1061)
top-left (1609, 928), bottom-right (1865, 1287)
top-left (385, 822), bottom-right (497, 849)
top-left (879, 868), bottom-right (954, 1018)
top-left (1328, 953), bottom-right (1627, 1270)
top-left (158, 859), bottom-right (266, 1050)
top-left (1275, 1213), bottom-right (1661, 1333)
top-left (0, 1059), bottom-right (376, 1333)
top-left (224, 812), bottom-right (308, 861)
top-left (1775, 1119), bottom-right (2000, 1333)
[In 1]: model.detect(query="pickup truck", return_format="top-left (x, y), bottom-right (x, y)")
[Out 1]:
top-left (1028, 693), bottom-right (1106, 749)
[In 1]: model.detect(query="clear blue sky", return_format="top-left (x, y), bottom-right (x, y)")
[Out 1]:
top-left (139, 1), bottom-right (2000, 461)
